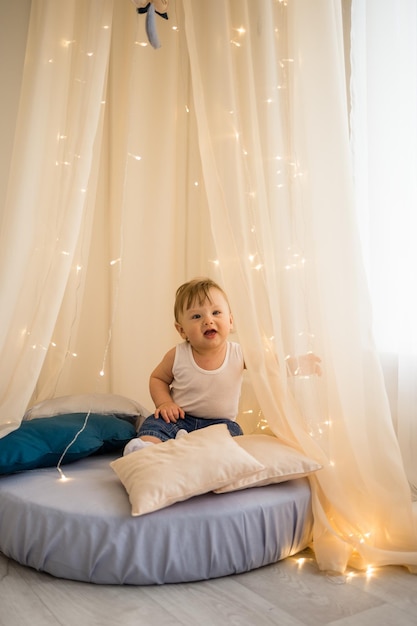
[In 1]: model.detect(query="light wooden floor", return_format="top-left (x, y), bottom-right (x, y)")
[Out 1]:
top-left (1, 548), bottom-right (416, 626)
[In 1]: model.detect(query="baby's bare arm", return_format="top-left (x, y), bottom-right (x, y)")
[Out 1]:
top-left (149, 348), bottom-right (185, 423)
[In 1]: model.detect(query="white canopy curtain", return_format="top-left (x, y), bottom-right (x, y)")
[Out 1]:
top-left (350, 0), bottom-right (417, 499)
top-left (182, 0), bottom-right (417, 572)
top-left (1, 0), bottom-right (417, 574)
top-left (0, 0), bottom-right (114, 433)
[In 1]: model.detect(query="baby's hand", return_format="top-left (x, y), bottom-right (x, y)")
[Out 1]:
top-left (286, 353), bottom-right (322, 377)
top-left (155, 402), bottom-right (185, 423)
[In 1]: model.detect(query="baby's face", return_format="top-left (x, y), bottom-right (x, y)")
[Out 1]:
top-left (175, 288), bottom-right (233, 349)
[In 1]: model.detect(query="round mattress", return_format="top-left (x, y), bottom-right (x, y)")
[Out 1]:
top-left (0, 453), bottom-right (313, 585)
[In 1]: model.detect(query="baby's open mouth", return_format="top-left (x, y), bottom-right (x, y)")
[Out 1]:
top-left (204, 329), bottom-right (217, 337)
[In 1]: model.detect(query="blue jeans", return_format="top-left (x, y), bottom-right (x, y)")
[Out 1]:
top-left (137, 413), bottom-right (243, 442)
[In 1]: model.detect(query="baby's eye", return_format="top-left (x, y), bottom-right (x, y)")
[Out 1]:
top-left (191, 314), bottom-right (201, 319)
top-left (213, 310), bottom-right (222, 316)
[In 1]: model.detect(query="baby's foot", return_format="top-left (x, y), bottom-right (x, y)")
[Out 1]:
top-left (123, 438), bottom-right (154, 456)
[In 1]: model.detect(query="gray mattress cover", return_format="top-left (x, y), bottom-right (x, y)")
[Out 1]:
top-left (0, 453), bottom-right (313, 585)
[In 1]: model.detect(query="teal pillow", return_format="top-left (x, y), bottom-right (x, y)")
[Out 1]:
top-left (0, 413), bottom-right (136, 474)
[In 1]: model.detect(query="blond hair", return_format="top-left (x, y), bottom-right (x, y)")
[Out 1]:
top-left (174, 278), bottom-right (230, 323)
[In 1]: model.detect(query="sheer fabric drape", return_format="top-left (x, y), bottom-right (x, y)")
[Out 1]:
top-left (1, 0), bottom-right (417, 573)
top-left (0, 0), bottom-right (113, 435)
top-left (183, 0), bottom-right (417, 572)
top-left (350, 0), bottom-right (417, 499)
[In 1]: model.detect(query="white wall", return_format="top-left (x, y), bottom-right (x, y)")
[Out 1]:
top-left (0, 0), bottom-right (31, 217)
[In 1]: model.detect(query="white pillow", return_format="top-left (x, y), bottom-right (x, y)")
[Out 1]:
top-left (214, 434), bottom-right (322, 493)
top-left (110, 424), bottom-right (265, 516)
top-left (24, 394), bottom-right (150, 425)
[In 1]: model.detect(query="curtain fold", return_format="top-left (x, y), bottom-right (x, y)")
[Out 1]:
top-left (350, 0), bottom-right (417, 500)
top-left (1, 0), bottom-right (417, 574)
top-left (182, 0), bottom-right (417, 572)
top-left (0, 0), bottom-right (113, 435)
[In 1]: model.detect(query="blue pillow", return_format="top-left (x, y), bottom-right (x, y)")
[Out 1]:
top-left (0, 413), bottom-right (136, 474)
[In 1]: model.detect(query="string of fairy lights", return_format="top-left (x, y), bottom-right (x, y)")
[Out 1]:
top-left (47, 1), bottom-right (327, 451)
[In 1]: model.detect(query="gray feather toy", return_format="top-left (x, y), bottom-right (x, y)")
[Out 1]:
top-left (131, 0), bottom-right (169, 49)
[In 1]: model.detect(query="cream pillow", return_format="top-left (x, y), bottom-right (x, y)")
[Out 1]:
top-left (24, 394), bottom-right (150, 426)
top-left (214, 434), bottom-right (322, 493)
top-left (110, 424), bottom-right (265, 516)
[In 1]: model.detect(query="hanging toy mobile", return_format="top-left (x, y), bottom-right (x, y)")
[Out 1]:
top-left (131, 1), bottom-right (169, 49)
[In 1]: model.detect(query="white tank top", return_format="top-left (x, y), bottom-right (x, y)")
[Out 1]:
top-left (171, 341), bottom-right (244, 420)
